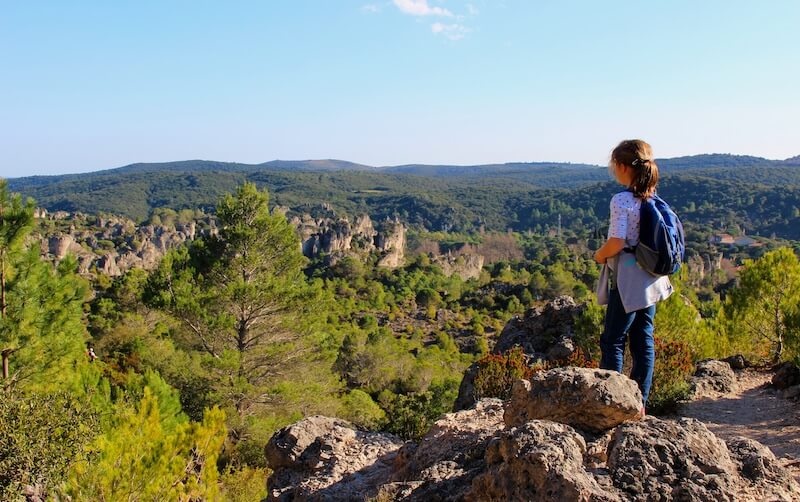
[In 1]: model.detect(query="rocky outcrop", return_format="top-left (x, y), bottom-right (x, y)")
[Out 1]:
top-left (265, 368), bottom-right (800, 501)
top-left (295, 213), bottom-right (407, 269)
top-left (376, 219), bottom-right (406, 268)
top-left (265, 416), bottom-right (404, 501)
top-left (470, 420), bottom-right (619, 502)
top-left (386, 399), bottom-right (505, 501)
top-left (722, 354), bottom-right (748, 370)
top-left (38, 210), bottom-right (211, 277)
top-left (505, 368), bottom-right (643, 433)
top-left (455, 296), bottom-right (585, 411)
top-left (493, 295), bottom-right (583, 360)
top-left (432, 253), bottom-right (484, 280)
top-left (772, 361), bottom-right (800, 390)
top-left (607, 417), bottom-right (800, 501)
top-left (690, 359), bottom-right (737, 397)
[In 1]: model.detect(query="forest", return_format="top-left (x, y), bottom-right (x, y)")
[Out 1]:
top-left (2, 171), bottom-right (800, 500)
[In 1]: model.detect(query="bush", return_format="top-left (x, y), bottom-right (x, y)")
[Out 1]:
top-left (340, 390), bottom-right (386, 430)
top-left (0, 392), bottom-right (98, 499)
top-left (647, 337), bottom-right (694, 415)
top-left (473, 347), bottom-right (535, 401)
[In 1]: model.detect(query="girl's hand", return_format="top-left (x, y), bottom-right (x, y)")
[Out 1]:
top-left (594, 249), bottom-right (606, 264)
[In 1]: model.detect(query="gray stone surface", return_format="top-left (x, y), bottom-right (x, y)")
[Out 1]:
top-left (691, 359), bottom-right (737, 397)
top-left (504, 367), bottom-right (643, 434)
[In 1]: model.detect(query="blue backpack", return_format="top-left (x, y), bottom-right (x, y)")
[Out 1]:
top-left (627, 191), bottom-right (686, 276)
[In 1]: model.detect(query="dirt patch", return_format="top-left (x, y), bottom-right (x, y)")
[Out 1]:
top-left (676, 369), bottom-right (800, 479)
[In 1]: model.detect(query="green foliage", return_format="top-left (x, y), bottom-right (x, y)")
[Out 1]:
top-left (219, 466), bottom-right (269, 502)
top-left (0, 391), bottom-right (98, 499)
top-left (339, 389), bottom-right (387, 430)
top-left (723, 247), bottom-right (800, 362)
top-left (0, 250), bottom-right (89, 391)
top-left (145, 183), bottom-right (340, 462)
top-left (64, 388), bottom-right (226, 501)
top-left (654, 282), bottom-right (720, 360)
top-left (378, 379), bottom-right (459, 440)
top-left (647, 338), bottom-right (694, 415)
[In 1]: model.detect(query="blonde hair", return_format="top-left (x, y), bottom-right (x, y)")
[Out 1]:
top-left (610, 139), bottom-right (659, 199)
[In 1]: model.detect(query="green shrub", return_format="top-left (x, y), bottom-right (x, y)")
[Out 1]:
top-left (0, 392), bottom-right (98, 499)
top-left (647, 337), bottom-right (694, 415)
top-left (340, 390), bottom-right (386, 430)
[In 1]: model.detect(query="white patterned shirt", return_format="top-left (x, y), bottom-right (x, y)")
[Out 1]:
top-left (608, 191), bottom-right (641, 248)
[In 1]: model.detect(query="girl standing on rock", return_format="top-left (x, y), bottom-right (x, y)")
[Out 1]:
top-left (594, 139), bottom-right (673, 413)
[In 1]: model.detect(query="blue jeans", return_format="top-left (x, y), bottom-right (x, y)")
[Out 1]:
top-left (600, 288), bottom-right (655, 407)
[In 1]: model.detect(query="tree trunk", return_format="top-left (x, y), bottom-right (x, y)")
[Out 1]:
top-left (1, 252), bottom-right (5, 318)
top-left (2, 349), bottom-right (10, 380)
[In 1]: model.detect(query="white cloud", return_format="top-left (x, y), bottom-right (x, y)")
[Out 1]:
top-left (393, 0), bottom-right (453, 17)
top-left (361, 4), bottom-right (380, 13)
top-left (431, 22), bottom-right (470, 40)
top-left (467, 3), bottom-right (479, 15)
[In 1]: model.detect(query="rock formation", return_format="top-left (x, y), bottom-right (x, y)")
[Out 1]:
top-left (504, 368), bottom-right (642, 433)
top-left (36, 210), bottom-right (212, 277)
top-left (265, 367), bottom-right (800, 501)
top-left (690, 359), bottom-right (737, 397)
top-left (293, 213), bottom-right (407, 269)
top-left (431, 252), bottom-right (485, 280)
top-left (455, 296), bottom-right (585, 411)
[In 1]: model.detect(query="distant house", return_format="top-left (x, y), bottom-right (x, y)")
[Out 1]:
top-left (710, 234), bottom-right (760, 247)
top-left (733, 236), bottom-right (757, 246)
top-left (710, 233), bottom-right (735, 245)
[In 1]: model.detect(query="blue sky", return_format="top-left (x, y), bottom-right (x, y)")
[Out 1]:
top-left (1, 1), bottom-right (798, 177)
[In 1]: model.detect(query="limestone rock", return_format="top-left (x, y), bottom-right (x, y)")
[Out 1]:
top-left (48, 234), bottom-right (74, 259)
top-left (263, 401), bottom-right (800, 501)
top-left (265, 416), bottom-right (403, 501)
top-left (432, 253), bottom-right (485, 280)
top-left (722, 354), bottom-right (748, 370)
top-left (376, 220), bottom-right (406, 268)
top-left (772, 362), bottom-right (800, 390)
top-left (504, 368), bottom-right (642, 434)
top-left (390, 399), bottom-right (505, 501)
top-left (467, 420), bottom-right (619, 502)
top-left (452, 363), bottom-right (481, 412)
top-left (606, 417), bottom-right (800, 501)
top-left (726, 436), bottom-right (800, 501)
top-left (493, 295), bottom-right (584, 359)
top-left (690, 359), bottom-right (736, 397)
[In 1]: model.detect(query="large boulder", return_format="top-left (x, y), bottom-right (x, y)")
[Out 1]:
top-left (772, 361), bottom-right (800, 390)
top-left (504, 367), bottom-right (642, 433)
top-left (467, 420), bottom-right (619, 502)
top-left (265, 416), bottom-right (403, 501)
top-left (607, 417), bottom-right (800, 501)
top-left (493, 296), bottom-right (584, 359)
top-left (690, 359), bottom-right (736, 397)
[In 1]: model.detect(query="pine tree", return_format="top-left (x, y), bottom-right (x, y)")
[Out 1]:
top-left (0, 250), bottom-right (90, 390)
top-left (64, 387), bottom-right (226, 500)
top-left (146, 183), bottom-right (323, 431)
top-left (0, 180), bottom-right (35, 380)
top-left (725, 247), bottom-right (800, 362)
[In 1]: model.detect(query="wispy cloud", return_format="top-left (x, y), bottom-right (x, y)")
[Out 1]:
top-left (431, 22), bottom-right (470, 40)
top-left (393, 0), bottom-right (453, 17)
top-left (361, 4), bottom-right (380, 13)
top-left (466, 3), bottom-right (479, 16)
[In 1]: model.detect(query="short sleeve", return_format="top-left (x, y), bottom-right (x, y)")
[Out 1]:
top-left (608, 195), bottom-right (628, 240)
